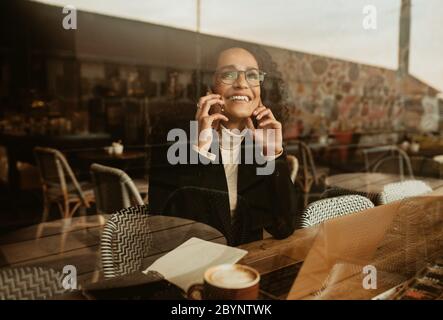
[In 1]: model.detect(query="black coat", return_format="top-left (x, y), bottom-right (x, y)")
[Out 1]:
top-left (148, 140), bottom-right (300, 246)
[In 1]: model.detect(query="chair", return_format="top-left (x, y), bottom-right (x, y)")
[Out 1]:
top-left (362, 145), bottom-right (414, 179)
top-left (101, 205), bottom-right (152, 279)
top-left (34, 147), bottom-right (104, 251)
top-left (90, 163), bottom-right (145, 215)
top-left (286, 154), bottom-right (299, 184)
top-left (34, 147), bottom-right (94, 222)
top-left (0, 267), bottom-right (67, 300)
top-left (433, 155), bottom-right (443, 179)
top-left (379, 180), bottom-right (432, 204)
top-left (134, 178), bottom-right (149, 203)
top-left (300, 195), bottom-right (374, 228)
top-left (290, 141), bottom-right (329, 206)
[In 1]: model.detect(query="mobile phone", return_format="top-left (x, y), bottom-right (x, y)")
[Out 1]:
top-left (251, 115), bottom-right (259, 128)
top-left (207, 85), bottom-right (223, 115)
top-left (250, 97), bottom-right (263, 128)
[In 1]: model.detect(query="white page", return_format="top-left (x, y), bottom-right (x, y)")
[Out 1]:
top-left (144, 237), bottom-right (248, 291)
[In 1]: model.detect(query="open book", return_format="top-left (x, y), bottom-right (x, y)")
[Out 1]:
top-left (144, 237), bottom-right (248, 291)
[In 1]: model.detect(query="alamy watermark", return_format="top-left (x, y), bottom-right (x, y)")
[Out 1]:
top-left (62, 5), bottom-right (77, 30)
top-left (362, 265), bottom-right (377, 290)
top-left (62, 265), bottom-right (77, 290)
top-left (363, 5), bottom-right (377, 30)
top-left (167, 121), bottom-right (278, 175)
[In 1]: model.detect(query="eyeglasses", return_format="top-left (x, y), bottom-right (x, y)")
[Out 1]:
top-left (215, 68), bottom-right (266, 87)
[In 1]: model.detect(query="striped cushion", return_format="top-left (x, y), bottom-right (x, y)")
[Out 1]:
top-left (0, 267), bottom-right (66, 300)
top-left (101, 205), bottom-right (152, 279)
top-left (380, 180), bottom-right (432, 204)
top-left (300, 195), bottom-right (374, 227)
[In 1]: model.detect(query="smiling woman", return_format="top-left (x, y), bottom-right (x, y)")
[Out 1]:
top-left (203, 43), bottom-right (290, 127)
top-left (149, 47), bottom-right (300, 246)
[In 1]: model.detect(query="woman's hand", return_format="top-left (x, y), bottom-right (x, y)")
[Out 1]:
top-left (195, 93), bottom-right (228, 151)
top-left (246, 102), bottom-right (283, 157)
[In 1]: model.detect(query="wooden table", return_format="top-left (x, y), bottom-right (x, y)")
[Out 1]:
top-left (406, 146), bottom-right (443, 159)
top-left (77, 150), bottom-right (146, 162)
top-left (2, 192), bottom-right (442, 300)
top-left (0, 215), bottom-right (225, 284)
top-left (77, 149), bottom-right (148, 189)
top-left (324, 172), bottom-right (443, 204)
top-left (77, 150), bottom-right (146, 172)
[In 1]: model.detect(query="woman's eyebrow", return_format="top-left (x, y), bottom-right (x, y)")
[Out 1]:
top-left (216, 64), bottom-right (237, 71)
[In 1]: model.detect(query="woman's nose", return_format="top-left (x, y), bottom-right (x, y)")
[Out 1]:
top-left (233, 72), bottom-right (249, 88)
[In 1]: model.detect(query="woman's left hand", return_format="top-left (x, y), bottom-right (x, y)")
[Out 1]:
top-left (246, 102), bottom-right (283, 157)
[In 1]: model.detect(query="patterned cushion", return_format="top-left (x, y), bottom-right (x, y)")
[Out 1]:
top-left (380, 180), bottom-right (432, 204)
top-left (0, 267), bottom-right (66, 300)
top-left (301, 195), bottom-right (374, 227)
top-left (321, 187), bottom-right (380, 205)
top-left (101, 205), bottom-right (152, 279)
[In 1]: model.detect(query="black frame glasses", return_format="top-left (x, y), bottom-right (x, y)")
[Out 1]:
top-left (215, 68), bottom-right (266, 87)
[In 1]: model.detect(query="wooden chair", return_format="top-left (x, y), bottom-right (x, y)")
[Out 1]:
top-left (362, 145), bottom-right (414, 179)
top-left (90, 163), bottom-right (145, 215)
top-left (291, 141), bottom-right (329, 206)
top-left (34, 147), bottom-right (94, 221)
top-left (34, 147), bottom-right (102, 248)
top-left (286, 155), bottom-right (299, 184)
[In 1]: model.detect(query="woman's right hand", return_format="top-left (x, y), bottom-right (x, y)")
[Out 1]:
top-left (195, 93), bottom-right (228, 151)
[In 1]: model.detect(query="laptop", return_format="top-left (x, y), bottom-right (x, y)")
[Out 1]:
top-left (257, 198), bottom-right (408, 300)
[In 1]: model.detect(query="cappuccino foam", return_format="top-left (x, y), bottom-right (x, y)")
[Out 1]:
top-left (207, 265), bottom-right (258, 289)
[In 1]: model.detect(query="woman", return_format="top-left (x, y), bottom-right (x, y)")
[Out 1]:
top-left (149, 47), bottom-right (299, 245)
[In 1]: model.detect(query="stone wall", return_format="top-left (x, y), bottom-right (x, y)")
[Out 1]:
top-left (265, 47), bottom-right (440, 139)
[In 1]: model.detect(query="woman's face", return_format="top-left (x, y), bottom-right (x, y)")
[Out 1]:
top-left (213, 48), bottom-right (261, 120)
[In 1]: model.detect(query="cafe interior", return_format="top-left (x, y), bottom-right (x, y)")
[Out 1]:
top-left (0, 0), bottom-right (442, 301)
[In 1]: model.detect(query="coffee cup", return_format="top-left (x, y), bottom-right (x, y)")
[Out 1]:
top-left (104, 146), bottom-right (114, 155)
top-left (410, 142), bottom-right (420, 153)
top-left (187, 264), bottom-right (260, 300)
top-left (319, 135), bottom-right (328, 145)
top-left (400, 141), bottom-right (410, 151)
top-left (112, 143), bottom-right (124, 155)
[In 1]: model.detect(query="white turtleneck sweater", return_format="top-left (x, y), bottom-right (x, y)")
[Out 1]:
top-left (192, 125), bottom-right (282, 217)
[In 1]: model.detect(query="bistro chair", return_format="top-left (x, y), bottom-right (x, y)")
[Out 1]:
top-left (34, 147), bottom-right (104, 251)
top-left (0, 267), bottom-right (68, 300)
top-left (34, 147), bottom-right (94, 222)
top-left (300, 195), bottom-right (374, 228)
top-left (286, 154), bottom-right (299, 184)
top-left (379, 180), bottom-right (432, 204)
top-left (362, 145), bottom-right (414, 179)
top-left (101, 205), bottom-right (152, 279)
top-left (90, 163), bottom-right (145, 215)
top-left (289, 141), bottom-right (329, 206)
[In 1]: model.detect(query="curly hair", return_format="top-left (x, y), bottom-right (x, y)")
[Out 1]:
top-left (201, 40), bottom-right (290, 123)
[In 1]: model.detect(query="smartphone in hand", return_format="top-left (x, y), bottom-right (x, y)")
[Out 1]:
top-left (207, 86), bottom-right (223, 115)
top-left (250, 97), bottom-right (263, 128)
top-left (251, 114), bottom-right (259, 128)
